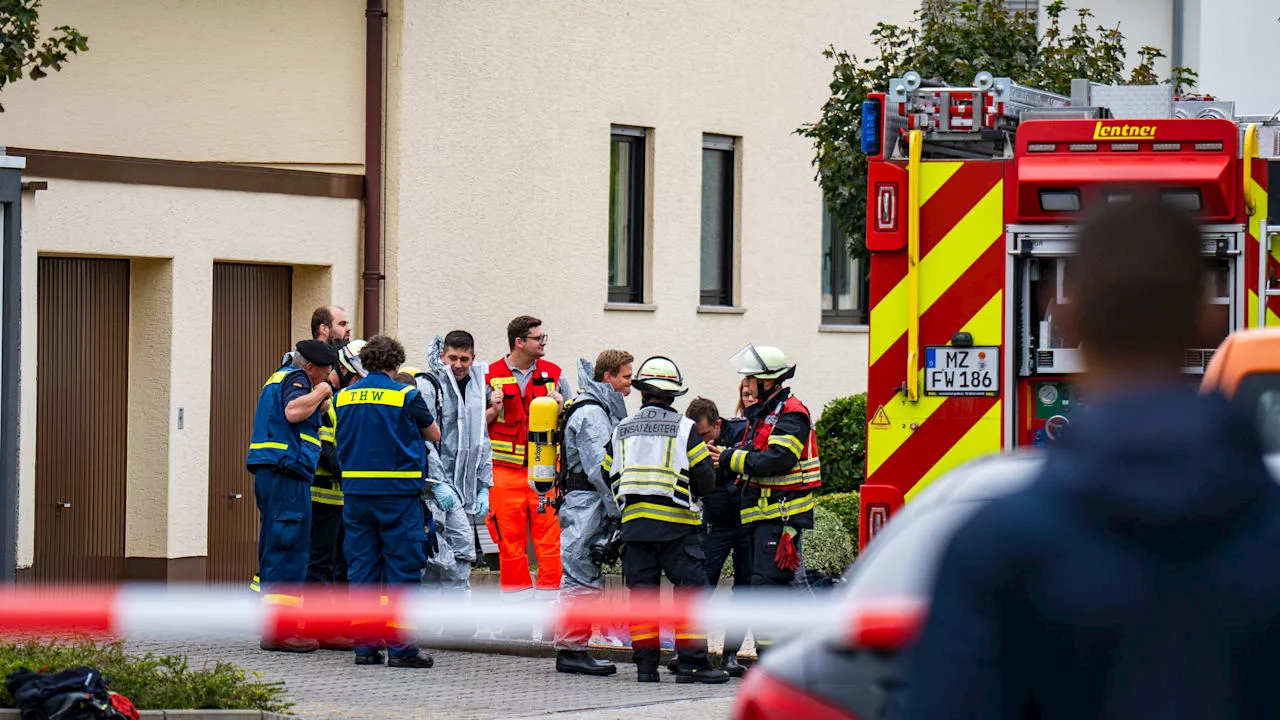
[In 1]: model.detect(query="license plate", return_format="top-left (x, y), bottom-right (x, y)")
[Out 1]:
top-left (924, 346), bottom-right (1000, 397)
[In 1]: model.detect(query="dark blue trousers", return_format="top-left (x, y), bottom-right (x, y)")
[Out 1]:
top-left (344, 494), bottom-right (427, 657)
top-left (253, 468), bottom-right (312, 599)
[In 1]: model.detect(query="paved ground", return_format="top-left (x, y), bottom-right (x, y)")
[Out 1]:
top-left (127, 636), bottom-right (741, 720)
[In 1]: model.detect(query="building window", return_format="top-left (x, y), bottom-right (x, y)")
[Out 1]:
top-left (609, 126), bottom-right (647, 304)
top-left (700, 134), bottom-right (736, 306)
top-left (822, 203), bottom-right (868, 325)
top-left (939, 0), bottom-right (1036, 13)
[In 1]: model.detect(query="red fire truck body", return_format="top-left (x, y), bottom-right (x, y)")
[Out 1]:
top-left (857, 73), bottom-right (1280, 548)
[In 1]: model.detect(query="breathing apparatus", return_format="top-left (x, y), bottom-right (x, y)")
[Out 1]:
top-left (527, 393), bottom-right (560, 514)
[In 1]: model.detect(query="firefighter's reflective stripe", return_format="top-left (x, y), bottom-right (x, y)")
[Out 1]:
top-left (749, 457), bottom-right (822, 490)
top-left (727, 449), bottom-right (747, 475)
top-left (319, 426), bottom-right (336, 444)
top-left (622, 501), bottom-right (701, 526)
top-left (299, 433), bottom-right (321, 447)
top-left (740, 492), bottom-right (815, 524)
top-left (768, 434), bottom-right (803, 458)
top-left (341, 470), bottom-right (423, 479)
top-left (263, 371), bottom-right (289, 387)
top-left (249, 575), bottom-right (261, 593)
top-left (310, 485), bottom-right (344, 506)
top-left (490, 439), bottom-right (525, 465)
top-left (249, 441), bottom-right (289, 451)
top-left (687, 441), bottom-right (710, 466)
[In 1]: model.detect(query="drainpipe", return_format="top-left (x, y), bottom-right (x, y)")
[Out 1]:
top-left (363, 0), bottom-right (386, 337)
top-left (1171, 0), bottom-right (1184, 71)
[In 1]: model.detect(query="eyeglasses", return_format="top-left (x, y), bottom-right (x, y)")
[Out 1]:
top-left (521, 334), bottom-right (549, 344)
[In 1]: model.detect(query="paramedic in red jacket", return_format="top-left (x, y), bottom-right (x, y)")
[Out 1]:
top-left (484, 315), bottom-right (571, 617)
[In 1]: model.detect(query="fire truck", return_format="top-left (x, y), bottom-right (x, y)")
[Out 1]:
top-left (857, 71), bottom-right (1280, 548)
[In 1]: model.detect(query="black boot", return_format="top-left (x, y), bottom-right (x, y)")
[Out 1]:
top-left (721, 653), bottom-right (746, 678)
top-left (637, 668), bottom-right (661, 683)
top-left (676, 665), bottom-right (731, 685)
top-left (666, 658), bottom-right (679, 674)
top-left (556, 650), bottom-right (617, 676)
top-left (387, 651), bottom-right (435, 668)
top-left (354, 651), bottom-right (384, 665)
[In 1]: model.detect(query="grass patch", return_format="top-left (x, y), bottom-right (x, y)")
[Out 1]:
top-left (0, 640), bottom-right (291, 713)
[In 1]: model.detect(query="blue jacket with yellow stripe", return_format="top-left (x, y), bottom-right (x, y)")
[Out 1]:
top-left (246, 364), bottom-right (325, 481)
top-left (334, 372), bottom-right (433, 496)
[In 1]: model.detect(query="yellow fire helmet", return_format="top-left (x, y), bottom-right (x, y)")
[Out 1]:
top-left (730, 344), bottom-right (796, 382)
top-left (632, 355), bottom-right (688, 397)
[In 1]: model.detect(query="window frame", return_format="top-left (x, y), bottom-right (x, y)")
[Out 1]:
top-left (822, 204), bottom-right (869, 326)
top-left (700, 134), bottom-right (736, 307)
top-left (608, 126), bottom-right (648, 304)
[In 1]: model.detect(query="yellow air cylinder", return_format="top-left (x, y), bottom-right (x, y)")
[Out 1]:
top-left (527, 395), bottom-right (560, 512)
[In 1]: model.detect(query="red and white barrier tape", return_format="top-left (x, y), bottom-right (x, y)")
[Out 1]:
top-left (0, 585), bottom-right (924, 649)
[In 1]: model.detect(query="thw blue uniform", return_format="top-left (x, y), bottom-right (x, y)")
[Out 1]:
top-left (334, 372), bottom-right (436, 659)
top-left (246, 364), bottom-right (326, 604)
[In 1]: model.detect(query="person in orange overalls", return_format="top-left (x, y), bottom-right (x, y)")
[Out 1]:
top-left (484, 315), bottom-right (571, 621)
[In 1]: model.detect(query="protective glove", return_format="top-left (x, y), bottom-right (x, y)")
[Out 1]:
top-left (431, 482), bottom-right (461, 512)
top-left (473, 487), bottom-right (490, 518)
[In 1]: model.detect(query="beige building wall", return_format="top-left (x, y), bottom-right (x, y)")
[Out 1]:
top-left (1038, 0), bottom-right (1176, 78)
top-left (0, 0), bottom-right (365, 167)
top-left (7, 0), bottom-right (367, 571)
top-left (387, 0), bottom-right (914, 418)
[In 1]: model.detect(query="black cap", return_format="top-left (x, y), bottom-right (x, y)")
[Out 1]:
top-left (296, 339), bottom-right (338, 367)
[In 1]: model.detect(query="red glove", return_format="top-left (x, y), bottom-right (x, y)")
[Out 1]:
top-left (775, 526), bottom-right (801, 572)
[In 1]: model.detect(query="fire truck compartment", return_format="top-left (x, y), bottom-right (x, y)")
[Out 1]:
top-left (1012, 154), bottom-right (1236, 222)
top-left (1009, 227), bottom-right (1244, 447)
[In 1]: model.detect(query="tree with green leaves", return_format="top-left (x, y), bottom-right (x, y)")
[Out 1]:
top-left (797, 0), bottom-right (1197, 262)
top-left (0, 0), bottom-right (88, 112)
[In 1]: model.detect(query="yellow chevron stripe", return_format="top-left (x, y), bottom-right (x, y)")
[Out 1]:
top-left (919, 161), bottom-right (963, 206)
top-left (867, 291), bottom-right (1003, 478)
top-left (1250, 175), bottom-right (1278, 328)
top-left (904, 400), bottom-right (1004, 502)
top-left (869, 180), bottom-right (1004, 366)
top-left (1248, 290), bottom-right (1280, 329)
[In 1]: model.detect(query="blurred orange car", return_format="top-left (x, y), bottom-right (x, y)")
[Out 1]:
top-left (1201, 327), bottom-right (1280, 451)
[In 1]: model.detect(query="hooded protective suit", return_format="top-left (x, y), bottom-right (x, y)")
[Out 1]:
top-left (553, 358), bottom-right (628, 652)
top-left (418, 334), bottom-right (494, 595)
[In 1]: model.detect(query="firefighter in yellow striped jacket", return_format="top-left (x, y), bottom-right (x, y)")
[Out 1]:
top-left (712, 345), bottom-right (821, 656)
top-left (603, 356), bottom-right (729, 685)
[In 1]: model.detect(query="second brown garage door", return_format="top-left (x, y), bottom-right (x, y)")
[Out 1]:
top-left (206, 263), bottom-right (293, 583)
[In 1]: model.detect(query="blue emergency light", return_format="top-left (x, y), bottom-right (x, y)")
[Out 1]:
top-left (860, 99), bottom-right (881, 155)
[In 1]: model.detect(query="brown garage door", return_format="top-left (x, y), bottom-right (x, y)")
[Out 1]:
top-left (34, 257), bottom-right (130, 582)
top-left (207, 263), bottom-right (293, 583)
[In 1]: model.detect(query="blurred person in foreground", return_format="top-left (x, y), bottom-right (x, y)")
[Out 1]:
top-left (899, 196), bottom-right (1280, 718)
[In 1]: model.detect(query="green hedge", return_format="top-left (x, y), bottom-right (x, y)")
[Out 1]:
top-left (803, 505), bottom-right (856, 576)
top-left (816, 491), bottom-right (859, 559)
top-left (815, 393), bottom-right (867, 494)
top-left (0, 641), bottom-right (290, 712)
